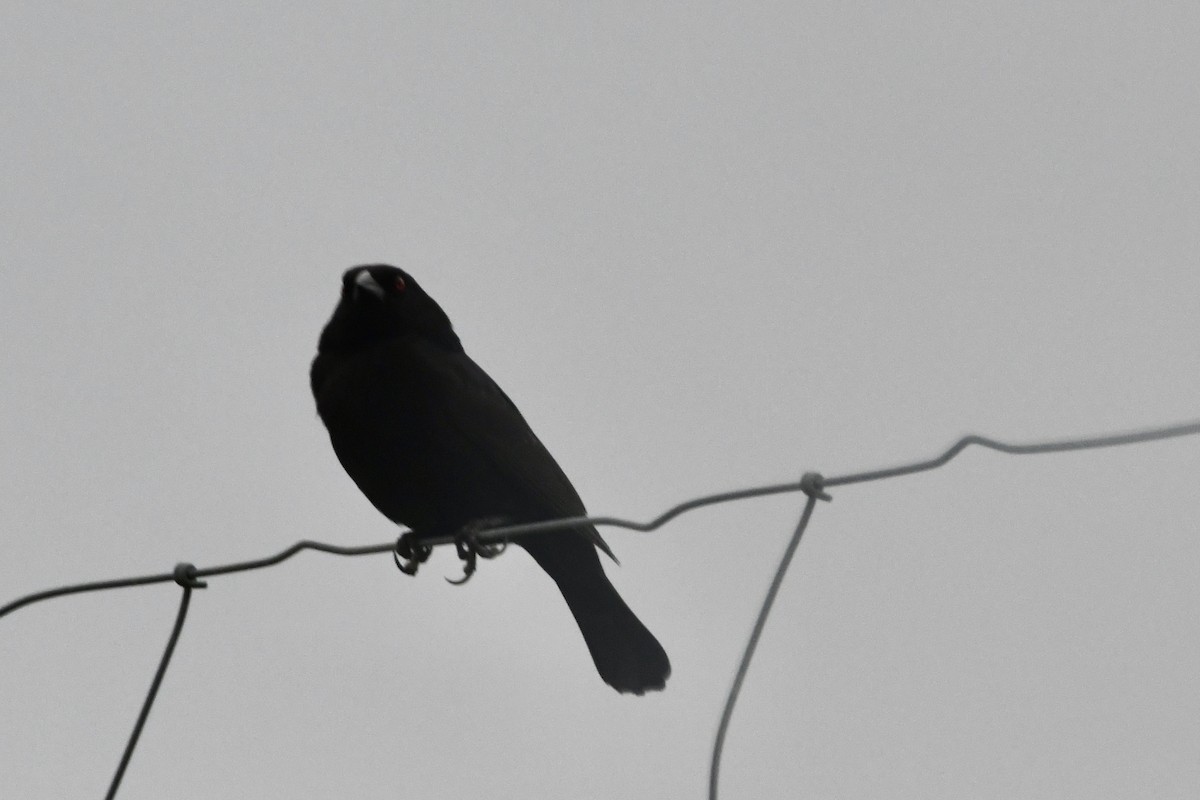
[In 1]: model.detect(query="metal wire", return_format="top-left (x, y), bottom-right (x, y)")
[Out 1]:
top-left (709, 494), bottom-right (819, 800)
top-left (7, 419), bottom-right (1197, 622)
top-left (398, 419), bottom-right (1200, 547)
top-left (0, 540), bottom-right (395, 619)
top-left (2, 417), bottom-right (1198, 799)
top-left (824, 420), bottom-right (1200, 488)
top-left (105, 577), bottom-right (197, 800)
top-left (704, 418), bottom-right (1200, 799)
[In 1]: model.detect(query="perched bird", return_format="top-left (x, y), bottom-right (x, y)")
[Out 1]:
top-left (312, 265), bottom-right (670, 694)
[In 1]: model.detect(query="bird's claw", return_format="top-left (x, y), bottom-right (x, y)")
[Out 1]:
top-left (393, 533), bottom-right (432, 576)
top-left (445, 519), bottom-right (509, 586)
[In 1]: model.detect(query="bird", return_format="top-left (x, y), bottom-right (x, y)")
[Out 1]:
top-left (311, 264), bottom-right (670, 694)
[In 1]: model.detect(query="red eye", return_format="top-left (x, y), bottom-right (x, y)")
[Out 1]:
top-left (394, 276), bottom-right (406, 292)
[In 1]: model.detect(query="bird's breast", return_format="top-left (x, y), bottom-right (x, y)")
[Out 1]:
top-left (314, 349), bottom-right (446, 529)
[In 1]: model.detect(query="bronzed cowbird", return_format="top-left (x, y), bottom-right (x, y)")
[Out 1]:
top-left (312, 265), bottom-right (670, 694)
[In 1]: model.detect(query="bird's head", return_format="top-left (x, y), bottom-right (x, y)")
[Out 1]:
top-left (318, 264), bottom-right (462, 353)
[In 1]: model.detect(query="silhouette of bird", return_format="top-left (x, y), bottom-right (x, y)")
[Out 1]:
top-left (312, 265), bottom-right (670, 694)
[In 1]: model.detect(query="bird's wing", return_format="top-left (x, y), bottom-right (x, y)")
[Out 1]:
top-left (400, 337), bottom-right (617, 560)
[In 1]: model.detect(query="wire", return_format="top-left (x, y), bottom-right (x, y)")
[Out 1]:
top-left (105, 566), bottom-right (203, 800)
top-left (709, 494), bottom-right (819, 800)
top-left (706, 418), bottom-right (1200, 799)
top-left (7, 419), bottom-right (1197, 621)
top-left (825, 419), bottom-right (1200, 488)
top-left (0, 540), bottom-right (395, 619)
top-left (2, 417), bottom-right (1198, 799)
top-left (383, 419), bottom-right (1200, 547)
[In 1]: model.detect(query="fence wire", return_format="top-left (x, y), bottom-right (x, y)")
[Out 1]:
top-left (3, 418), bottom-right (1199, 800)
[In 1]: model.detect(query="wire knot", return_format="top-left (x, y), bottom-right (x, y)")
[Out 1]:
top-left (799, 472), bottom-right (831, 502)
top-left (173, 563), bottom-right (207, 589)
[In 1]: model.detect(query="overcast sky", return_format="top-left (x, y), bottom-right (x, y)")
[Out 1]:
top-left (3, 3), bottom-right (1199, 798)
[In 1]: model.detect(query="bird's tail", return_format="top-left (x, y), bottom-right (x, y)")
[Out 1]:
top-left (522, 529), bottom-right (670, 695)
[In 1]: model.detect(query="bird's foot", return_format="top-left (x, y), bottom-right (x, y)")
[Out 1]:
top-left (393, 533), bottom-right (433, 576)
top-left (446, 517), bottom-right (509, 586)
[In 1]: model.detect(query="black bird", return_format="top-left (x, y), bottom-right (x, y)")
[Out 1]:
top-left (311, 265), bottom-right (670, 694)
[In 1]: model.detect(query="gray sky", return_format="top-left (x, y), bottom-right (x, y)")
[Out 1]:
top-left (3, 3), bottom-right (1199, 798)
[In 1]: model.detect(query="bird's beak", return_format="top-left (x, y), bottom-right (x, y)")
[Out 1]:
top-left (353, 270), bottom-right (385, 300)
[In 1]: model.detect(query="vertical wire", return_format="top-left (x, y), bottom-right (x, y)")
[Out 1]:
top-left (105, 583), bottom-right (194, 800)
top-left (709, 494), bottom-right (819, 800)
